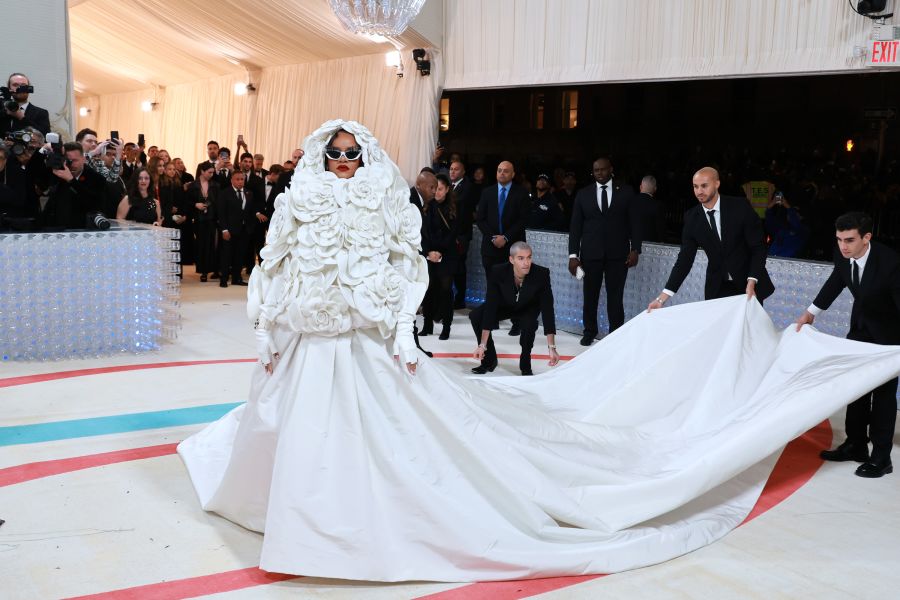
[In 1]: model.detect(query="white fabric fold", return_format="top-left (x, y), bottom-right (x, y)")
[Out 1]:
top-left (179, 296), bottom-right (900, 582)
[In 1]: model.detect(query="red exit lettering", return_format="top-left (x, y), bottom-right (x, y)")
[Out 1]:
top-left (871, 40), bottom-right (899, 63)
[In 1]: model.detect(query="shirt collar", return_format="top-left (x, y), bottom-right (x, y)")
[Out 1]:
top-left (704, 195), bottom-right (721, 212)
top-left (596, 180), bottom-right (612, 190)
top-left (498, 182), bottom-right (510, 192)
top-left (853, 242), bottom-right (872, 269)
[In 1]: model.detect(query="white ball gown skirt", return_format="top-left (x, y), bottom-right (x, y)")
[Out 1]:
top-left (178, 296), bottom-right (900, 582)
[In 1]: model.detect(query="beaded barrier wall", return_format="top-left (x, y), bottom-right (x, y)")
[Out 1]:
top-left (0, 221), bottom-right (181, 361)
top-left (466, 229), bottom-right (853, 339)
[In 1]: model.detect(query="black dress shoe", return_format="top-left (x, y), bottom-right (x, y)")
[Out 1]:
top-left (200, 274), bottom-right (207, 282)
top-left (471, 360), bottom-right (497, 375)
top-left (820, 441), bottom-right (869, 462)
top-left (521, 368), bottom-right (533, 376)
top-left (580, 334), bottom-right (595, 346)
top-left (219, 281), bottom-right (228, 288)
top-left (438, 328), bottom-right (450, 340)
top-left (855, 460), bottom-right (893, 478)
top-left (232, 280), bottom-right (249, 286)
top-left (508, 324), bottom-right (521, 336)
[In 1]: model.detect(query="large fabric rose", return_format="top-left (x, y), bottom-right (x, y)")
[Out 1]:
top-left (285, 277), bottom-right (351, 336)
top-left (290, 174), bottom-right (341, 223)
top-left (259, 197), bottom-right (296, 269)
top-left (352, 262), bottom-right (406, 337)
top-left (343, 204), bottom-right (387, 257)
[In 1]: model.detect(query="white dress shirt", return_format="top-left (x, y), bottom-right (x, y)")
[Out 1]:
top-left (596, 180), bottom-right (614, 210)
top-left (808, 242), bottom-right (871, 316)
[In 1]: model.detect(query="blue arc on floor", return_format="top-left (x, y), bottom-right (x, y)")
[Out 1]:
top-left (0, 402), bottom-right (242, 446)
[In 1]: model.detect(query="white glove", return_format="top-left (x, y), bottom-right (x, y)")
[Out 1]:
top-left (254, 327), bottom-right (279, 368)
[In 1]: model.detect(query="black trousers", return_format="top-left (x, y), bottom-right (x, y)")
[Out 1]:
top-left (846, 328), bottom-right (899, 463)
top-left (709, 279), bottom-right (765, 305)
top-left (469, 304), bottom-right (538, 370)
top-left (219, 231), bottom-right (248, 283)
top-left (454, 238), bottom-right (470, 308)
top-left (423, 267), bottom-right (453, 332)
top-left (581, 257), bottom-right (628, 337)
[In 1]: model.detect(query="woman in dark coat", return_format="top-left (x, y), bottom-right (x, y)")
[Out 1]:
top-left (420, 173), bottom-right (459, 339)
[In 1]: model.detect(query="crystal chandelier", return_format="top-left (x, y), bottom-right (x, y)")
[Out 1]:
top-left (329, 0), bottom-right (427, 36)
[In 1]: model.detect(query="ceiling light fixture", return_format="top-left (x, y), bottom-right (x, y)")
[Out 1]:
top-left (329, 0), bottom-right (427, 36)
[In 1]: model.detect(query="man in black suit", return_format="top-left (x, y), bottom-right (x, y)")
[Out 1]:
top-left (795, 212), bottom-right (900, 478)
top-left (476, 160), bottom-right (530, 280)
top-left (476, 160), bottom-right (530, 335)
top-left (262, 164), bottom-right (284, 217)
top-left (1, 73), bottom-right (50, 137)
top-left (217, 171), bottom-right (262, 287)
top-left (41, 143), bottom-right (107, 230)
top-left (409, 170), bottom-right (436, 210)
top-left (637, 175), bottom-right (666, 243)
top-left (253, 154), bottom-right (268, 180)
top-left (470, 242), bottom-right (560, 376)
top-left (648, 166), bottom-right (774, 311)
top-left (238, 152), bottom-right (267, 273)
top-left (450, 160), bottom-right (474, 308)
top-left (568, 157), bottom-right (642, 344)
top-left (195, 140), bottom-right (219, 179)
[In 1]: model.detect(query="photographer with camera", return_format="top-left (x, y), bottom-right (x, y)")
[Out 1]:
top-left (40, 141), bottom-right (107, 230)
top-left (1, 73), bottom-right (50, 138)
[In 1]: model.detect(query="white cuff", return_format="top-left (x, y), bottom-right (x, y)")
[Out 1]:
top-left (807, 303), bottom-right (823, 317)
top-left (747, 277), bottom-right (759, 283)
top-left (568, 253), bottom-right (578, 259)
top-left (662, 288), bottom-right (676, 297)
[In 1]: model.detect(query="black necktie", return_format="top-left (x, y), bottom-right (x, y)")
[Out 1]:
top-left (852, 260), bottom-right (860, 289)
top-left (600, 184), bottom-right (608, 213)
top-left (707, 209), bottom-right (720, 240)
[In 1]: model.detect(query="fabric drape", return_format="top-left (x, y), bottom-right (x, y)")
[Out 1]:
top-left (77, 52), bottom-right (442, 182)
top-left (443, 0), bottom-right (877, 89)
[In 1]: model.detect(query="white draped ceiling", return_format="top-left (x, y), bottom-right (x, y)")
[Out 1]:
top-left (71, 0), bottom-right (442, 180)
top-left (443, 0), bottom-right (885, 89)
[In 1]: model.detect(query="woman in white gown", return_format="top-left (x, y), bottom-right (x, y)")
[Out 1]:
top-left (178, 120), bottom-right (900, 583)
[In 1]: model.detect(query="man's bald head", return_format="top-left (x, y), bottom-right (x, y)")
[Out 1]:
top-left (416, 171), bottom-right (438, 202)
top-left (694, 167), bottom-right (720, 181)
top-left (692, 167), bottom-right (721, 207)
top-left (497, 161), bottom-right (514, 185)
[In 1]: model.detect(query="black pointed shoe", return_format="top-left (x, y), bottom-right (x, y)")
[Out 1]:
top-left (471, 359), bottom-right (498, 374)
top-left (820, 440), bottom-right (870, 463)
top-left (855, 460), bottom-right (893, 478)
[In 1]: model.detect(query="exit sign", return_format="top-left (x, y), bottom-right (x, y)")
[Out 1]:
top-left (868, 40), bottom-right (900, 66)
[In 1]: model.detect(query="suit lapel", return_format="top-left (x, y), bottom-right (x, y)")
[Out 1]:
top-left (859, 244), bottom-right (877, 292)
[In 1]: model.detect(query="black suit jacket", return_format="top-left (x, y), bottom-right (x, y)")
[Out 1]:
top-left (637, 192), bottom-right (666, 243)
top-left (813, 242), bottom-right (900, 345)
top-left (262, 180), bottom-right (280, 217)
top-left (1, 103), bottom-right (51, 137)
top-left (569, 181), bottom-right (642, 260)
top-left (42, 166), bottom-right (107, 230)
top-left (665, 195), bottom-right (774, 300)
top-left (242, 172), bottom-right (265, 207)
top-left (217, 187), bottom-right (260, 235)
top-left (476, 183), bottom-right (530, 260)
top-left (482, 263), bottom-right (556, 334)
top-left (409, 186), bottom-right (424, 211)
top-left (452, 177), bottom-right (476, 240)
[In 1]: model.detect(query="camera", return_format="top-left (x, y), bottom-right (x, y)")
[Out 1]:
top-left (45, 132), bottom-right (65, 170)
top-left (774, 191), bottom-right (784, 205)
top-left (5, 129), bottom-right (32, 156)
top-left (87, 212), bottom-right (111, 231)
top-left (0, 84), bottom-right (34, 112)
